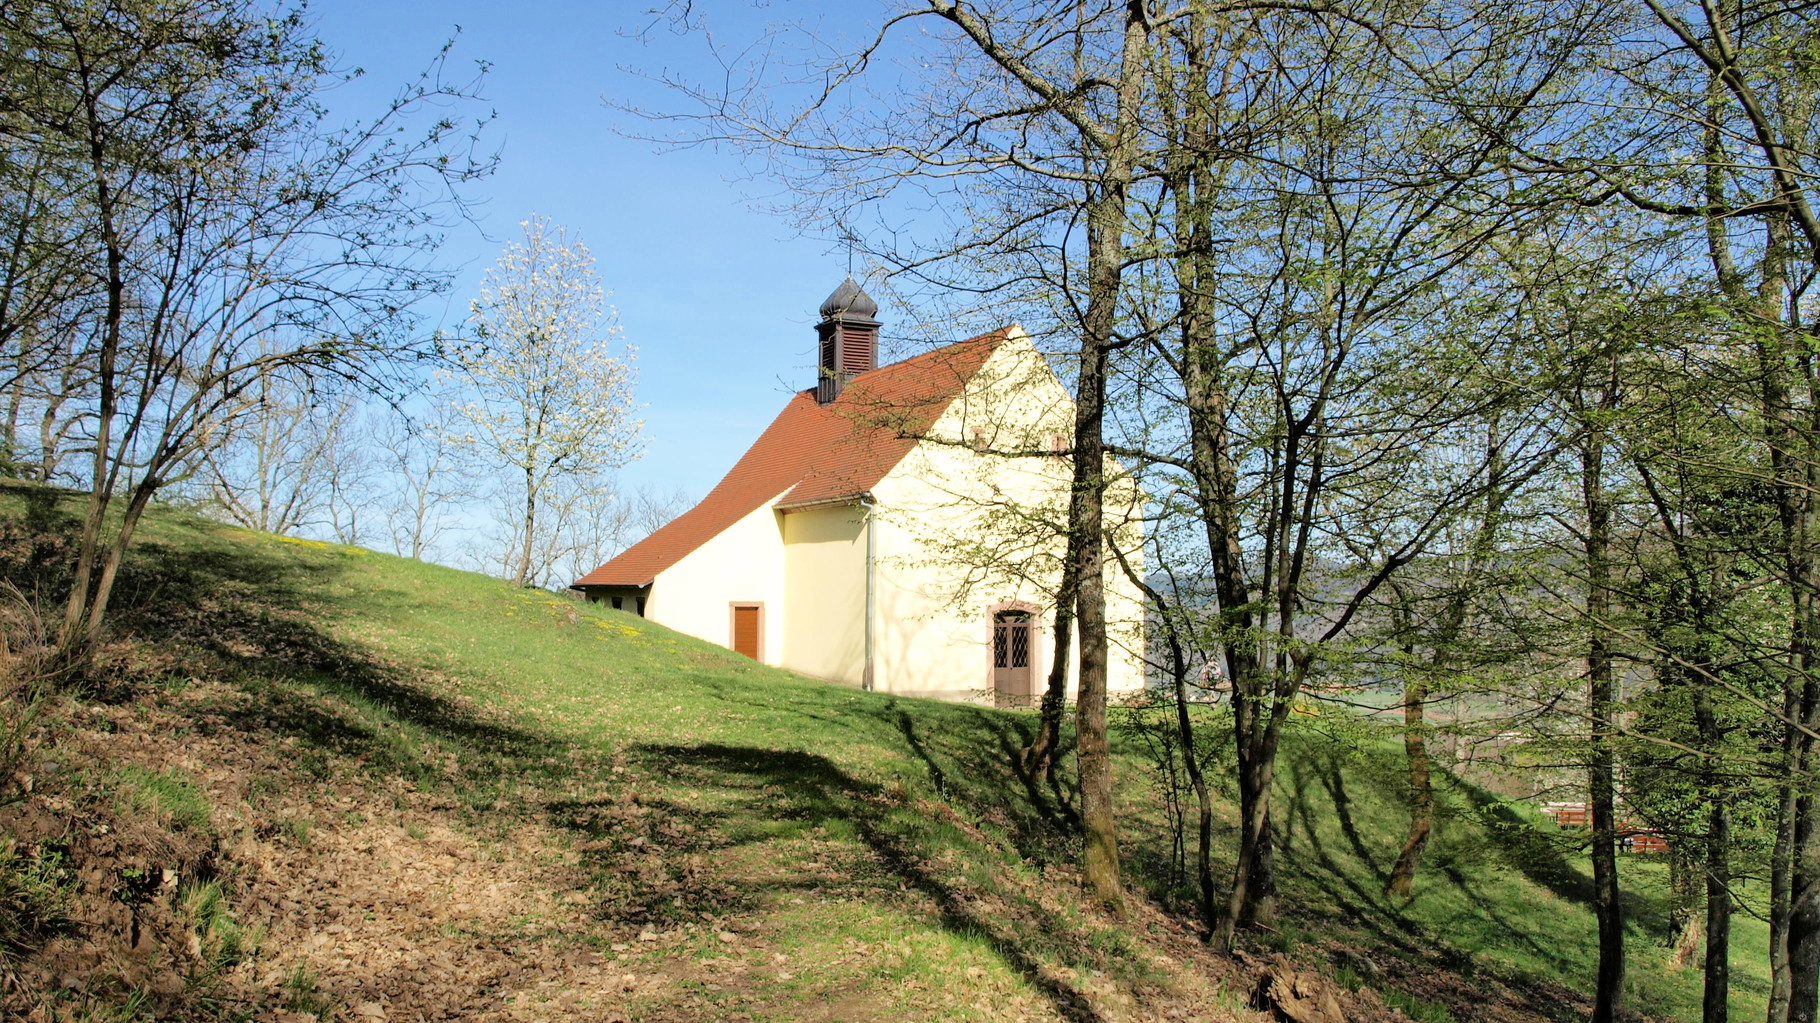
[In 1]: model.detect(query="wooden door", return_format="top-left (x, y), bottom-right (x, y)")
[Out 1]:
top-left (992, 610), bottom-right (1034, 700)
top-left (732, 604), bottom-right (761, 660)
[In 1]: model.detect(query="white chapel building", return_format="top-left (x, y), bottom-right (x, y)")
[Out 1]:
top-left (573, 279), bottom-right (1144, 705)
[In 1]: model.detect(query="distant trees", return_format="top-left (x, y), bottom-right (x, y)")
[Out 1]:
top-left (370, 397), bottom-right (473, 563)
top-left (172, 211), bottom-right (663, 590)
top-left (444, 216), bottom-right (644, 589)
top-left (0, 0), bottom-right (492, 667)
top-left (190, 363), bottom-right (364, 537)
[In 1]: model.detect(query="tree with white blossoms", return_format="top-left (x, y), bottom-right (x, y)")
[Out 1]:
top-left (447, 215), bottom-right (643, 588)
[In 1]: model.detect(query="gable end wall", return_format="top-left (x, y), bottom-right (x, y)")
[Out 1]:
top-left (868, 336), bottom-right (1146, 701)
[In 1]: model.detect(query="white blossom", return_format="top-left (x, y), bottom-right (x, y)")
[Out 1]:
top-left (444, 215), bottom-right (644, 587)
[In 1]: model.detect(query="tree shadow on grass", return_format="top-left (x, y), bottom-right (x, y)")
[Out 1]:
top-left (542, 788), bottom-right (771, 925)
top-left (654, 679), bottom-right (1081, 865)
top-left (1281, 752), bottom-right (1599, 1022)
top-left (629, 741), bottom-right (1114, 1023)
top-left (968, 708), bottom-right (1082, 832)
top-left (883, 702), bottom-right (1080, 837)
top-left (2, 516), bottom-right (577, 785)
top-left (0, 486), bottom-right (81, 608)
top-left (1311, 750), bottom-right (1384, 877)
top-left (1282, 756), bottom-right (1423, 949)
top-left (1450, 779), bottom-right (1594, 904)
top-left (1281, 731), bottom-right (1599, 911)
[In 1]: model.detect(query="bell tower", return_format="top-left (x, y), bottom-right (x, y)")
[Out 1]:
top-left (815, 277), bottom-right (879, 403)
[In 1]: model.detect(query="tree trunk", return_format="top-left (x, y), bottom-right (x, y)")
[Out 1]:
top-left (1748, 215), bottom-right (1819, 1023)
top-left (1023, 549), bottom-right (1076, 780)
top-left (1166, 635), bottom-right (1217, 937)
top-left (1221, 688), bottom-right (1288, 942)
top-left (1582, 404), bottom-right (1625, 1023)
top-left (1706, 798), bottom-right (1732, 1023)
top-left (1588, 647), bottom-right (1624, 1023)
top-left (1699, 119), bottom-right (1811, 1022)
top-left (1069, 0), bottom-right (1149, 915)
top-left (1791, 676), bottom-right (1820, 1023)
top-left (515, 465), bottom-right (537, 587)
top-left (57, 87), bottom-right (128, 668)
top-left (1771, 693), bottom-right (1799, 1023)
top-left (1390, 424), bottom-right (1509, 898)
top-left (1668, 845), bottom-right (1704, 966)
top-left (1071, 328), bottom-right (1119, 910)
top-left (1386, 664), bottom-right (1432, 899)
top-left (1169, 40), bottom-right (1270, 941)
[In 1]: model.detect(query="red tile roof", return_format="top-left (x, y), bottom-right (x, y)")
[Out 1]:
top-left (574, 328), bottom-right (1013, 589)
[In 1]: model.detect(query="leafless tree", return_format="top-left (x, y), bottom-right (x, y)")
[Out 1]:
top-left (373, 397), bottom-right (474, 562)
top-left (0, 0), bottom-right (492, 668)
top-left (550, 481), bottom-right (692, 590)
top-left (639, 0), bottom-right (1161, 911)
top-left (191, 363), bottom-right (363, 537)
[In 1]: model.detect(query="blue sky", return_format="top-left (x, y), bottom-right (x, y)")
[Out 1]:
top-left (307, 1), bottom-right (895, 501)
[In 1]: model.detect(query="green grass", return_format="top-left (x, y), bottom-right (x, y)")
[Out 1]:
top-left (178, 879), bottom-right (252, 973)
top-left (0, 479), bottom-right (1774, 1021)
top-left (279, 966), bottom-right (335, 1020)
top-left (0, 838), bottom-right (71, 956)
top-left (1243, 715), bottom-right (1772, 1022)
top-left (113, 764), bottom-right (212, 834)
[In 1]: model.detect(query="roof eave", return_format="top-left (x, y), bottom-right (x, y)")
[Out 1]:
top-left (773, 490), bottom-right (874, 513)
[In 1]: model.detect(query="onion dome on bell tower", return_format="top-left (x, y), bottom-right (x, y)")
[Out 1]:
top-left (815, 277), bottom-right (880, 403)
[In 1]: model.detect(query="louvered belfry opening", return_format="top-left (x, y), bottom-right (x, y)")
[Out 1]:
top-left (815, 277), bottom-right (880, 403)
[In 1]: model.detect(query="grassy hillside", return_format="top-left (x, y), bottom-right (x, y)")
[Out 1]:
top-left (0, 481), bottom-right (1764, 1021)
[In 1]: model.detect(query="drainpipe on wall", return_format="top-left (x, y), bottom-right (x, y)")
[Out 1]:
top-left (860, 492), bottom-right (876, 692)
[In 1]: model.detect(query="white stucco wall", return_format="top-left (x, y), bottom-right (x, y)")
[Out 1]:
top-left (646, 494), bottom-right (789, 665)
top-left (780, 504), bottom-right (868, 685)
top-left (868, 334), bottom-right (1147, 702)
